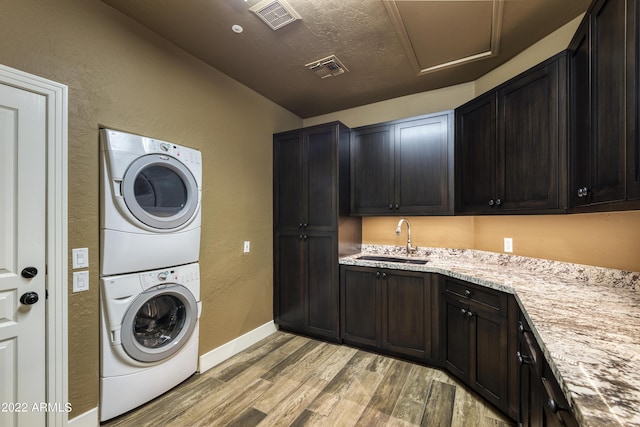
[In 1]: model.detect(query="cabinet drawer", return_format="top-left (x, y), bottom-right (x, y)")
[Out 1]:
top-left (443, 277), bottom-right (507, 314)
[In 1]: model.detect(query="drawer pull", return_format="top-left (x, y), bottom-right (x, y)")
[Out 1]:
top-left (541, 377), bottom-right (569, 416)
top-left (517, 351), bottom-right (533, 365)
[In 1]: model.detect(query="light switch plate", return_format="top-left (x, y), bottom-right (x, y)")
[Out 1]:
top-left (72, 248), bottom-right (89, 269)
top-left (243, 241), bottom-right (251, 253)
top-left (73, 271), bottom-right (89, 292)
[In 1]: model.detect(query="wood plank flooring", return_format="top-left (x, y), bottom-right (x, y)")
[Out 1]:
top-left (102, 331), bottom-right (514, 427)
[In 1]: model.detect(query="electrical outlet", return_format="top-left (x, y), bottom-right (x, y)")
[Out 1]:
top-left (243, 241), bottom-right (251, 253)
top-left (504, 237), bottom-right (513, 253)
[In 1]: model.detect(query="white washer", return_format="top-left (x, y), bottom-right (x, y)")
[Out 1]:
top-left (100, 128), bottom-right (202, 276)
top-left (100, 262), bottom-right (201, 422)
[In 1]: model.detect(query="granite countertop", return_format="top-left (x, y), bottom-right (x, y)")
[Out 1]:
top-left (339, 245), bottom-right (640, 427)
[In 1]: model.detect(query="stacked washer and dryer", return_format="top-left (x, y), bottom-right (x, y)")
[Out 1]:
top-left (99, 129), bottom-right (203, 422)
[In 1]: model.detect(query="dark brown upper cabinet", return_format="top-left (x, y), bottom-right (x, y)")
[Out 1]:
top-left (569, 0), bottom-right (640, 211)
top-left (455, 51), bottom-right (568, 215)
top-left (274, 124), bottom-right (340, 232)
top-left (630, 0), bottom-right (640, 201)
top-left (350, 111), bottom-right (454, 216)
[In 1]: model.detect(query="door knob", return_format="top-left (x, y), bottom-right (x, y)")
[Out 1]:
top-left (20, 292), bottom-right (39, 305)
top-left (21, 267), bottom-right (38, 278)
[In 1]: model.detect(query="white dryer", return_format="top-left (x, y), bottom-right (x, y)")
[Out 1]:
top-left (100, 128), bottom-right (202, 276)
top-left (100, 262), bottom-right (201, 422)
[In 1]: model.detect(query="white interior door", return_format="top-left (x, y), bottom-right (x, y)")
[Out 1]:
top-left (0, 82), bottom-right (47, 426)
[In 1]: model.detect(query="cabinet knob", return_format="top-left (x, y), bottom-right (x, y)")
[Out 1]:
top-left (388, 204), bottom-right (394, 210)
top-left (489, 199), bottom-right (495, 207)
top-left (577, 187), bottom-right (589, 198)
top-left (394, 204), bottom-right (399, 210)
top-left (298, 234), bottom-right (308, 241)
top-left (298, 222), bottom-right (308, 229)
top-left (495, 198), bottom-right (502, 206)
top-left (464, 289), bottom-right (471, 297)
top-left (376, 271), bottom-right (381, 278)
top-left (381, 272), bottom-right (387, 279)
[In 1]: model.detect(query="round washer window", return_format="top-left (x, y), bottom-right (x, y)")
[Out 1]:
top-left (121, 285), bottom-right (198, 363)
top-left (122, 154), bottom-right (199, 229)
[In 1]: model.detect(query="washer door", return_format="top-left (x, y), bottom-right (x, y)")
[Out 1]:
top-left (121, 284), bottom-right (198, 363)
top-left (121, 154), bottom-right (199, 230)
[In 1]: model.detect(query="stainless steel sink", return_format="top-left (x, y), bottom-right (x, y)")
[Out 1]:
top-left (357, 255), bottom-right (428, 265)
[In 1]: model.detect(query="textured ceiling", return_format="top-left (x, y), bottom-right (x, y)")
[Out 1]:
top-left (100, 0), bottom-right (591, 118)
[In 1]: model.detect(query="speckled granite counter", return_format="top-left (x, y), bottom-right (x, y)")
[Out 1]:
top-left (340, 245), bottom-right (640, 427)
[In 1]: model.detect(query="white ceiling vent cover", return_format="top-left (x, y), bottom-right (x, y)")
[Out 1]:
top-left (305, 55), bottom-right (349, 79)
top-left (249, 0), bottom-right (301, 30)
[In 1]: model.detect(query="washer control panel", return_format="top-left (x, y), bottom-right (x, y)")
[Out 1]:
top-left (139, 263), bottom-right (199, 290)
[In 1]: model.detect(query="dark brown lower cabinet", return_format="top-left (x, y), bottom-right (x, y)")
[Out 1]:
top-left (274, 232), bottom-right (339, 341)
top-left (340, 265), bottom-right (436, 363)
top-left (440, 277), bottom-right (513, 416)
top-left (517, 313), bottom-right (579, 427)
top-left (338, 268), bottom-right (581, 425)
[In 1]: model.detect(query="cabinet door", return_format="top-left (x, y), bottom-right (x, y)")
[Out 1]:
top-left (340, 266), bottom-right (381, 348)
top-left (591, 0), bottom-right (627, 204)
top-left (472, 307), bottom-right (509, 412)
top-left (395, 114), bottom-right (453, 214)
top-left (441, 294), bottom-right (471, 382)
top-left (540, 362), bottom-right (580, 427)
top-left (518, 350), bottom-right (544, 427)
top-left (306, 233), bottom-right (339, 339)
top-left (498, 55), bottom-right (567, 212)
top-left (306, 126), bottom-right (338, 230)
top-left (274, 133), bottom-right (304, 229)
top-left (517, 316), bottom-right (543, 427)
top-left (274, 233), bottom-right (305, 330)
top-left (455, 92), bottom-right (497, 213)
top-left (350, 125), bottom-right (394, 214)
top-left (569, 20), bottom-right (593, 208)
top-left (629, 0), bottom-right (640, 200)
top-left (382, 271), bottom-right (432, 361)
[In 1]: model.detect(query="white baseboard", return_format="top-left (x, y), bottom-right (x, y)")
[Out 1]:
top-left (198, 321), bottom-right (277, 373)
top-left (68, 407), bottom-right (98, 427)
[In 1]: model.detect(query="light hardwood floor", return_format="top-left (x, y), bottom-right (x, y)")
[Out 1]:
top-left (103, 331), bottom-right (514, 426)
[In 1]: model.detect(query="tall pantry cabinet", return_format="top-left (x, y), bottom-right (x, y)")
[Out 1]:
top-left (273, 122), bottom-right (361, 341)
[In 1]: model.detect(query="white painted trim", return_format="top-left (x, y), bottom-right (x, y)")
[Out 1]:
top-left (66, 408), bottom-right (97, 427)
top-left (0, 64), bottom-right (69, 427)
top-left (199, 321), bottom-right (277, 373)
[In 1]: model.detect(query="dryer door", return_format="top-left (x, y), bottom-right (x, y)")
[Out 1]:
top-left (121, 284), bottom-right (198, 363)
top-left (121, 154), bottom-right (199, 230)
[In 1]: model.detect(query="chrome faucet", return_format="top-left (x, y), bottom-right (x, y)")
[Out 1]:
top-left (395, 218), bottom-right (417, 256)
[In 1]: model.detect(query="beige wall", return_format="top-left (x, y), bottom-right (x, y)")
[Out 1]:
top-left (1, 1), bottom-right (637, 419)
top-left (0, 0), bottom-right (301, 417)
top-left (307, 14), bottom-right (640, 273)
top-left (363, 212), bottom-right (640, 272)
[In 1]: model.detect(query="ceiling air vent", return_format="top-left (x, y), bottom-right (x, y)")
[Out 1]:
top-left (249, 0), bottom-right (301, 30)
top-left (305, 55), bottom-right (349, 79)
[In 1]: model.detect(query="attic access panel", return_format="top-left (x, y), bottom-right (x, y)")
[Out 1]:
top-left (384, 0), bottom-right (504, 75)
